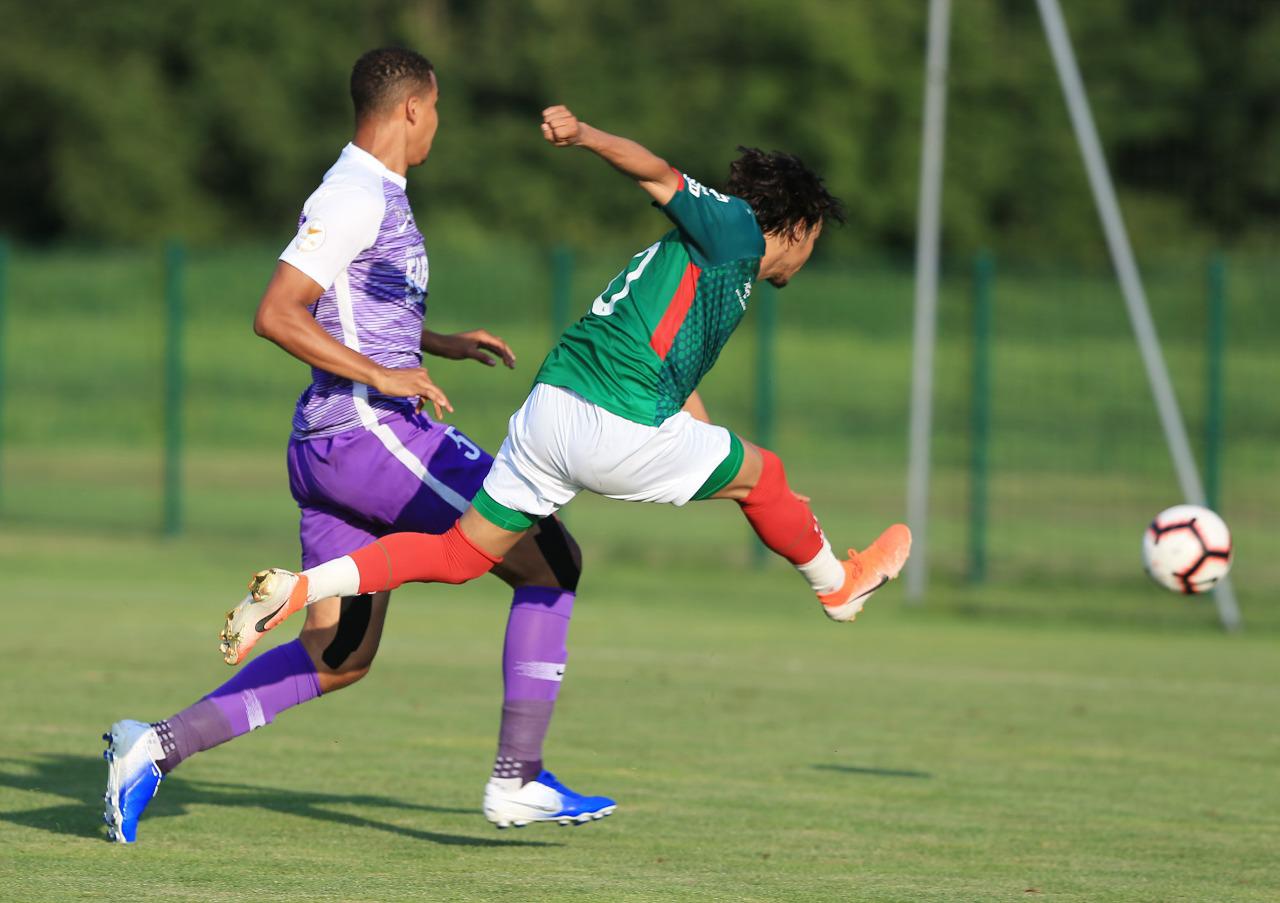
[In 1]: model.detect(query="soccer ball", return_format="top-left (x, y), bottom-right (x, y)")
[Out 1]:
top-left (1142, 504), bottom-right (1233, 594)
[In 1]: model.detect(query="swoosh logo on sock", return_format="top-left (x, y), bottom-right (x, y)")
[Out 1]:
top-left (255, 602), bottom-right (286, 633)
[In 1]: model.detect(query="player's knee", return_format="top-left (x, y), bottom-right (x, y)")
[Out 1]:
top-left (535, 516), bottom-right (582, 591)
top-left (740, 447), bottom-right (786, 505)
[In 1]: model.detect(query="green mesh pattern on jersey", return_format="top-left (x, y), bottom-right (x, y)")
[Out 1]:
top-left (653, 257), bottom-right (759, 422)
top-left (534, 235), bottom-right (687, 425)
top-left (534, 175), bottom-right (765, 426)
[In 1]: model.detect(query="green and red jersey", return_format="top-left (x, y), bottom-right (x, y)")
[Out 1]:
top-left (534, 172), bottom-right (765, 426)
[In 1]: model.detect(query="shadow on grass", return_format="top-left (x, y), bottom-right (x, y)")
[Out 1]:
top-left (812, 764), bottom-right (933, 779)
top-left (0, 754), bottom-right (558, 848)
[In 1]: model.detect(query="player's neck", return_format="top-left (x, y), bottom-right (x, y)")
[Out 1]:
top-left (757, 240), bottom-right (786, 283)
top-left (352, 122), bottom-right (411, 177)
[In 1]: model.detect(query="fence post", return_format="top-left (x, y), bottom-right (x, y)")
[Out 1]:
top-left (1205, 253), bottom-right (1226, 513)
top-left (968, 252), bottom-right (994, 583)
top-left (752, 284), bottom-right (777, 567)
top-left (163, 241), bottom-right (185, 536)
top-left (0, 239), bottom-right (8, 516)
top-left (551, 244), bottom-right (573, 341)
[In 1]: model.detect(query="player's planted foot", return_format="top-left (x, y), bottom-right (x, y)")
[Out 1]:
top-left (102, 720), bottom-right (164, 843)
top-left (818, 524), bottom-right (912, 622)
top-left (220, 569), bottom-right (309, 665)
top-left (483, 770), bottom-right (617, 828)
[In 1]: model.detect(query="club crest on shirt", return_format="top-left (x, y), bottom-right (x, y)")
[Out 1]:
top-left (295, 219), bottom-right (326, 252)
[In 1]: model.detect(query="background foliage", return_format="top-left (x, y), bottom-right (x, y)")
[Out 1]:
top-left (0, 0), bottom-right (1277, 259)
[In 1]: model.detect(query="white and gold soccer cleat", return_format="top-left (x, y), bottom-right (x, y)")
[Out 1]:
top-left (219, 568), bottom-right (309, 665)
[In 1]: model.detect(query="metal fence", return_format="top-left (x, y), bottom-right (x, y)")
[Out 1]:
top-left (0, 241), bottom-right (1274, 628)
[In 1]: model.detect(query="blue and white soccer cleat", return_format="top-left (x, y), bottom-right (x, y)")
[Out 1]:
top-left (102, 719), bottom-right (164, 843)
top-left (482, 770), bottom-right (616, 828)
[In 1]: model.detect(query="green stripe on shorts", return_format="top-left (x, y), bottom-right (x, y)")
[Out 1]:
top-left (692, 432), bottom-right (745, 501)
top-left (472, 487), bottom-right (539, 532)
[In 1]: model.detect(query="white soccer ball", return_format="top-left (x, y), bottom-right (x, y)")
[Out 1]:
top-left (1142, 504), bottom-right (1233, 594)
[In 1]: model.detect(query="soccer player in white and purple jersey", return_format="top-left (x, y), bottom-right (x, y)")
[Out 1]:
top-left (100, 48), bottom-right (613, 844)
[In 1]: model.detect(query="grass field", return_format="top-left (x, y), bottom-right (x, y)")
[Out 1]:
top-left (3, 518), bottom-right (1279, 902)
top-left (1, 244), bottom-right (1278, 899)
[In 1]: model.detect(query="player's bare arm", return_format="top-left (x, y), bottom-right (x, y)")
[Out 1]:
top-left (254, 260), bottom-right (453, 417)
top-left (541, 105), bottom-right (682, 205)
top-left (422, 328), bottom-right (517, 368)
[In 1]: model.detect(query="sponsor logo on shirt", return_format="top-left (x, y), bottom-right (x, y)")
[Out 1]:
top-left (295, 219), bottom-right (326, 252)
top-left (735, 282), bottom-right (752, 310)
top-left (405, 252), bottom-right (429, 297)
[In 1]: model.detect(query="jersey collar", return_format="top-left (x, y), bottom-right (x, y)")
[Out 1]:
top-left (340, 142), bottom-right (407, 190)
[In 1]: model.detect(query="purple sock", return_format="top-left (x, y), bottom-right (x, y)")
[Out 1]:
top-left (152, 639), bottom-right (321, 774)
top-left (493, 586), bottom-right (574, 784)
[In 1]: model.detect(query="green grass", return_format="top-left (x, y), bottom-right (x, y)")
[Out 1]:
top-left (2, 521), bottom-right (1279, 901)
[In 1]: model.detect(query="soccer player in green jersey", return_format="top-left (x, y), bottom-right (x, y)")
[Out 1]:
top-left (225, 103), bottom-right (912, 699)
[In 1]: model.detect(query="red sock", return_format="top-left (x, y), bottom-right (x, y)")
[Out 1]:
top-left (349, 524), bottom-right (501, 593)
top-left (738, 449), bottom-right (826, 565)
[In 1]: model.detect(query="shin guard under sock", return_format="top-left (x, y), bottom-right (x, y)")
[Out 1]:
top-left (153, 639), bottom-right (321, 774)
top-left (738, 449), bottom-right (827, 565)
top-left (493, 587), bottom-right (574, 784)
top-left (348, 524), bottom-right (500, 593)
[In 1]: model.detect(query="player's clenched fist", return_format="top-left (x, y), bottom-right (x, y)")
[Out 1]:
top-left (541, 105), bottom-right (583, 146)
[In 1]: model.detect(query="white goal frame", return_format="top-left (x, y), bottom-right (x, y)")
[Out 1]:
top-left (904, 0), bottom-right (1242, 631)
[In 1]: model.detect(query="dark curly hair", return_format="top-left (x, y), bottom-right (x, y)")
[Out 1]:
top-left (725, 147), bottom-right (845, 239)
top-left (350, 47), bottom-right (435, 121)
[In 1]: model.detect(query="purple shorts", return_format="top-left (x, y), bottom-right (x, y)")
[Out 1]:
top-left (287, 410), bottom-right (494, 568)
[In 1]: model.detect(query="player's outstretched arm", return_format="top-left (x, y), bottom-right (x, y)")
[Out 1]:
top-left (542, 105), bottom-right (682, 206)
top-left (422, 328), bottom-right (516, 368)
top-left (254, 261), bottom-right (453, 418)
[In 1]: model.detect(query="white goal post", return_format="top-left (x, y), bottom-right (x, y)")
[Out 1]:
top-left (905, 0), bottom-right (1242, 631)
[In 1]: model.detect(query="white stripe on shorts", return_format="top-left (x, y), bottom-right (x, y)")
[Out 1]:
top-left (334, 269), bottom-right (470, 513)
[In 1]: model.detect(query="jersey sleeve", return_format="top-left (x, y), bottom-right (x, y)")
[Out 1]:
top-left (278, 184), bottom-right (384, 291)
top-left (659, 172), bottom-right (766, 266)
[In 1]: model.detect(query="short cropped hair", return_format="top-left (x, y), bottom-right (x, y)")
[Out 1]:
top-left (726, 147), bottom-right (845, 239)
top-left (350, 47), bottom-right (435, 120)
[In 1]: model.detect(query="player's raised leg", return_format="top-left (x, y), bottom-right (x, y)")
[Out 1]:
top-left (706, 437), bottom-right (911, 621)
top-left (222, 506), bottom-right (520, 663)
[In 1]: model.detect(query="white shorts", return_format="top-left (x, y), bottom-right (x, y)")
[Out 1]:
top-left (480, 383), bottom-right (736, 520)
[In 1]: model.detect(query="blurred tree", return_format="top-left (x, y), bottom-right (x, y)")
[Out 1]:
top-left (0, 0), bottom-right (1274, 257)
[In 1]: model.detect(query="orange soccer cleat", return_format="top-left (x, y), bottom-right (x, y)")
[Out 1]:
top-left (817, 524), bottom-right (912, 622)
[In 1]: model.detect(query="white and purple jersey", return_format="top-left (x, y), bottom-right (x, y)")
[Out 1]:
top-left (279, 143), bottom-right (430, 438)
